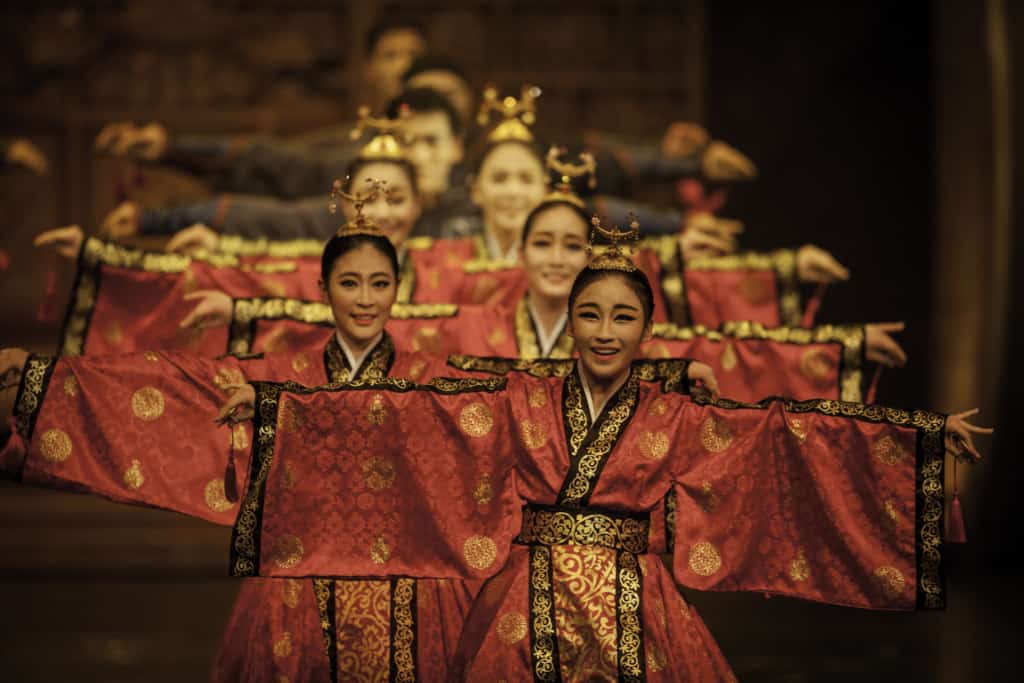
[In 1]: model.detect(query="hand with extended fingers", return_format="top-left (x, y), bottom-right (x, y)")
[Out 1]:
top-left (678, 213), bottom-right (743, 262)
top-left (166, 223), bottom-right (219, 255)
top-left (7, 139), bottom-right (49, 175)
top-left (686, 360), bottom-right (720, 400)
top-left (34, 225), bottom-right (84, 259)
top-left (701, 141), bottom-right (757, 180)
top-left (796, 244), bottom-right (850, 283)
top-left (0, 347), bottom-right (29, 391)
top-left (661, 122), bottom-right (711, 158)
top-left (95, 122), bottom-right (168, 161)
top-left (945, 408), bottom-right (993, 463)
top-left (180, 290), bottom-right (233, 330)
top-left (865, 322), bottom-right (908, 368)
top-left (100, 201), bottom-right (141, 239)
top-left (215, 382), bottom-right (256, 425)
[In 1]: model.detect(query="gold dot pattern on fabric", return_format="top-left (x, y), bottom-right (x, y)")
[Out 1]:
top-left (278, 401), bottom-right (305, 433)
top-left (688, 541), bottom-right (722, 577)
top-left (464, 535), bottom-right (497, 570)
top-left (528, 387), bottom-right (548, 408)
top-left (370, 535), bottom-right (391, 565)
top-left (699, 416), bottom-right (734, 453)
top-left (873, 435), bottom-right (908, 466)
top-left (473, 475), bottom-right (493, 506)
top-left (273, 632), bottom-right (293, 658)
top-left (459, 402), bottom-right (494, 438)
top-left (789, 551), bottom-right (810, 582)
top-left (123, 459), bottom-right (144, 490)
top-left (488, 327), bottom-right (507, 347)
top-left (40, 429), bottom-right (72, 463)
top-left (874, 566), bottom-right (906, 599)
top-left (519, 420), bottom-right (548, 450)
top-left (271, 535), bottom-right (304, 569)
top-left (204, 478), bottom-right (235, 513)
top-left (788, 417), bottom-right (808, 442)
top-left (699, 481), bottom-right (720, 513)
top-left (720, 341), bottom-right (738, 371)
top-left (637, 430), bottom-right (670, 460)
top-left (144, 351), bottom-right (160, 362)
top-left (131, 387), bottom-right (165, 421)
top-left (495, 612), bottom-right (528, 645)
top-left (650, 398), bottom-right (667, 416)
top-left (412, 327), bottom-right (443, 354)
top-left (104, 320), bottom-right (123, 345)
top-left (647, 645), bottom-right (667, 673)
top-left (62, 375), bottom-right (78, 397)
top-left (884, 499), bottom-right (900, 525)
top-left (361, 457), bottom-right (396, 491)
top-left (407, 360), bottom-right (425, 380)
top-left (800, 348), bottom-right (833, 380)
top-left (366, 393), bottom-right (387, 426)
top-left (281, 579), bottom-right (303, 609)
top-left (291, 353), bottom-right (310, 373)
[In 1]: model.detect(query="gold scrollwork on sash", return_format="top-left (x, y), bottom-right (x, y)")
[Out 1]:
top-left (391, 578), bottom-right (416, 683)
top-left (529, 546), bottom-right (559, 682)
top-left (515, 505), bottom-right (650, 554)
top-left (616, 550), bottom-right (645, 681)
top-left (15, 356), bottom-right (54, 441)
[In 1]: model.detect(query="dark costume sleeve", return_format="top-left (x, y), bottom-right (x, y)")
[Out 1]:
top-left (669, 395), bottom-right (945, 610)
top-left (592, 195), bottom-right (684, 237)
top-left (141, 194), bottom-right (337, 241)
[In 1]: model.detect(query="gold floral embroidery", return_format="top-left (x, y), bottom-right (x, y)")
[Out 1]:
top-left (650, 398), bottom-right (667, 416)
top-left (464, 535), bottom-right (498, 570)
top-left (367, 393), bottom-right (387, 425)
top-left (515, 505), bottom-right (650, 554)
top-left (874, 566), bottom-right (906, 599)
top-left (647, 644), bottom-right (667, 672)
top-left (271, 535), bottom-right (304, 569)
top-left (617, 551), bottom-right (644, 680)
top-left (688, 541), bottom-right (722, 577)
top-left (873, 434), bottom-right (908, 466)
top-left (637, 430), bottom-right (670, 460)
top-left (334, 580), bottom-right (391, 679)
top-left (496, 612), bottom-right (528, 645)
top-left (698, 481), bottom-right (720, 513)
top-left (272, 632), bottom-right (293, 658)
top-left (552, 545), bottom-right (618, 680)
top-left (392, 578), bottom-right (416, 681)
top-left (787, 416), bottom-right (808, 442)
top-left (528, 387), bottom-right (548, 408)
top-left (720, 341), bottom-right (738, 371)
top-left (144, 351), bottom-right (160, 362)
top-left (40, 428), bottom-right (72, 463)
top-left (459, 402), bottom-right (494, 437)
top-left (800, 348), bottom-right (834, 380)
top-left (473, 474), bottom-right (493, 506)
top-left (789, 551), bottom-right (810, 582)
top-left (131, 386), bottom-right (165, 421)
top-left (62, 375), bottom-right (78, 396)
top-left (281, 579), bottom-right (302, 609)
top-left (699, 416), bottom-right (733, 453)
top-left (278, 400), bottom-right (305, 433)
top-left (362, 457), bottom-right (396, 491)
top-left (520, 420), bottom-right (548, 450)
top-left (123, 459), bottom-right (144, 490)
top-left (205, 478), bottom-right (235, 513)
top-left (884, 499), bottom-right (900, 525)
top-left (529, 547), bottom-right (558, 682)
top-left (370, 535), bottom-right (390, 564)
top-left (291, 352), bottom-right (310, 373)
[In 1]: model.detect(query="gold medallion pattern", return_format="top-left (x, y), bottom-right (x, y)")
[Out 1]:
top-left (459, 402), bottom-right (494, 437)
top-left (720, 341), bottom-right (738, 371)
top-left (699, 416), bottom-right (734, 453)
top-left (699, 481), bottom-right (720, 513)
top-left (874, 566), bottom-right (906, 599)
top-left (800, 348), bottom-right (834, 380)
top-left (273, 632), bottom-right (293, 658)
top-left (367, 393), bottom-right (387, 425)
top-left (520, 420), bottom-right (548, 450)
top-left (123, 459), bottom-right (144, 490)
top-left (528, 387), bottom-right (548, 408)
top-left (270, 534), bottom-right (304, 569)
top-left (650, 398), bottom-right (667, 416)
top-left (40, 429), bottom-right (72, 463)
top-left (281, 579), bottom-right (302, 608)
top-left (291, 352), bottom-right (310, 373)
top-left (62, 375), bottom-right (78, 396)
top-left (688, 541), bottom-right (722, 577)
top-left (495, 612), bottom-right (528, 645)
top-left (131, 386), bottom-right (165, 421)
top-left (370, 534), bottom-right (390, 564)
top-left (637, 430), bottom-right (670, 460)
top-left (205, 478), bottom-right (235, 513)
top-left (361, 457), bottom-right (396, 491)
top-left (789, 551), bottom-right (810, 582)
top-left (552, 545), bottom-right (618, 680)
top-left (473, 474), bottom-right (493, 506)
top-left (787, 417), bottom-right (808, 442)
top-left (464, 535), bottom-right (498, 570)
top-left (873, 434), bottom-right (908, 466)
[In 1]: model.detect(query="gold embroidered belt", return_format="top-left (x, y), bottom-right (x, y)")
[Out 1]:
top-left (514, 503), bottom-right (650, 554)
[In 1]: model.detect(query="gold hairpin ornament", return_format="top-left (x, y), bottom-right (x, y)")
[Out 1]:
top-left (541, 147), bottom-right (597, 208)
top-left (586, 214), bottom-right (640, 272)
top-left (329, 177), bottom-right (387, 237)
top-left (349, 105), bottom-right (410, 160)
top-left (477, 85), bottom-right (541, 143)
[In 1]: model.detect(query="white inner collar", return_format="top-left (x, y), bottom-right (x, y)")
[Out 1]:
top-left (335, 330), bottom-right (383, 377)
top-left (484, 229), bottom-right (519, 262)
top-left (575, 359), bottom-right (629, 421)
top-left (526, 298), bottom-right (567, 358)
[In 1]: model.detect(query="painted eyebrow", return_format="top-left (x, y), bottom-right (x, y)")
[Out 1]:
top-left (336, 271), bottom-right (393, 279)
top-left (611, 303), bottom-right (641, 312)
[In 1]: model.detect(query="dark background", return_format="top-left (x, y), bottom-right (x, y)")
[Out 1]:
top-left (0, 1), bottom-right (1020, 680)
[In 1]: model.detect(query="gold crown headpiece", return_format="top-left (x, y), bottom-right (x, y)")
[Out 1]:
top-left (477, 84), bottom-right (541, 143)
top-left (329, 177), bottom-right (387, 237)
top-left (586, 214), bottom-right (640, 272)
top-left (349, 105), bottom-right (408, 161)
top-left (543, 146), bottom-right (596, 208)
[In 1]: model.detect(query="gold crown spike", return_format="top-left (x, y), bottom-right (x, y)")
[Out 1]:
top-left (477, 85), bottom-right (541, 143)
top-left (586, 214), bottom-right (640, 272)
top-left (542, 147), bottom-right (596, 208)
top-left (349, 105), bottom-right (409, 161)
top-left (329, 177), bottom-right (387, 237)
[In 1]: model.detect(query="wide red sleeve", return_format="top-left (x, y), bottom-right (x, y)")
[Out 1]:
top-left (669, 396), bottom-right (945, 610)
top-left (684, 250), bottom-right (802, 327)
top-left (0, 351), bottom-right (258, 526)
top-left (643, 322), bottom-right (865, 402)
top-left (230, 378), bottom-right (522, 581)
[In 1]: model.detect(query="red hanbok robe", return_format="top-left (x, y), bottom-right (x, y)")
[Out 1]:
top-left (229, 296), bottom-right (868, 403)
top-left (637, 236), bottom-right (804, 327)
top-left (1, 334), bottom-right (473, 683)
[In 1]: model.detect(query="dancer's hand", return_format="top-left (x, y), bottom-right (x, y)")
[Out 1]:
top-left (180, 290), bottom-right (232, 329)
top-left (34, 225), bottom-right (84, 259)
top-left (687, 360), bottom-right (720, 400)
top-left (796, 244), bottom-right (850, 283)
top-left (95, 122), bottom-right (168, 161)
top-left (167, 223), bottom-right (219, 254)
top-left (215, 383), bottom-right (255, 424)
top-left (865, 322), bottom-right (908, 367)
top-left (679, 214), bottom-right (743, 262)
top-left (0, 348), bottom-right (29, 391)
top-left (702, 141), bottom-right (757, 180)
top-left (661, 122), bottom-right (710, 158)
top-left (945, 409), bottom-right (993, 463)
top-left (100, 201), bottom-right (140, 239)
top-left (7, 139), bottom-right (49, 174)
